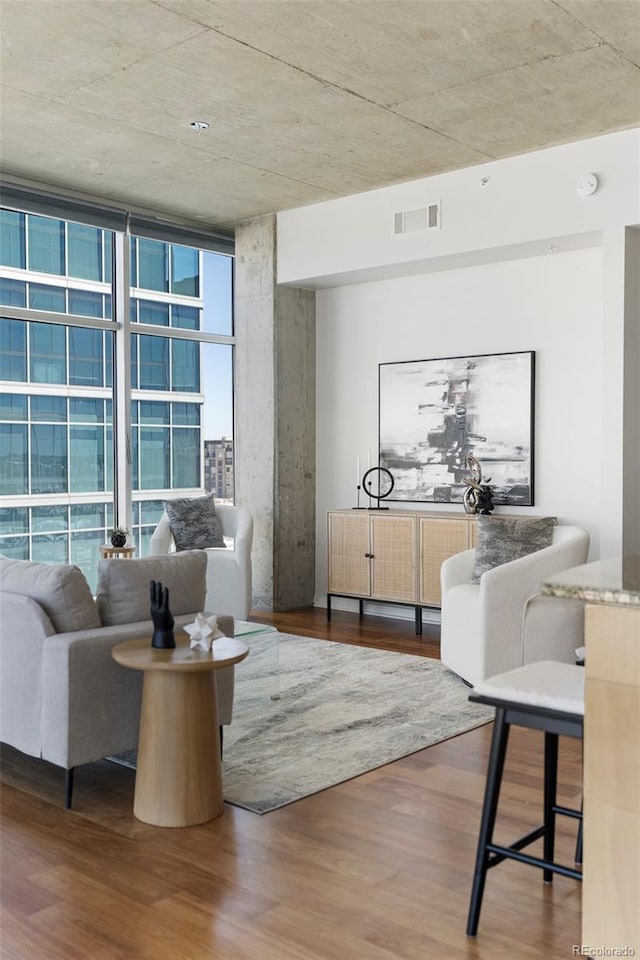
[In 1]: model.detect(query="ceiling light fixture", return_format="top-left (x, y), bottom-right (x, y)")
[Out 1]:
top-left (190, 121), bottom-right (210, 133)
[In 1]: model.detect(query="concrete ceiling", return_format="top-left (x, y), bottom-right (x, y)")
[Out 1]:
top-left (1, 0), bottom-right (639, 233)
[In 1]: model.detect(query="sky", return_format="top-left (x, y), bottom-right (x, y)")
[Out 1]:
top-left (201, 253), bottom-right (233, 441)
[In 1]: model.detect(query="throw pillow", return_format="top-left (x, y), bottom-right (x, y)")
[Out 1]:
top-left (163, 494), bottom-right (225, 551)
top-left (96, 550), bottom-right (207, 626)
top-left (471, 516), bottom-right (557, 583)
top-left (0, 556), bottom-right (100, 633)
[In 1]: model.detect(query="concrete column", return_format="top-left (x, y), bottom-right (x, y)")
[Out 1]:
top-left (234, 215), bottom-right (316, 610)
top-left (600, 227), bottom-right (626, 559)
top-left (623, 226), bottom-right (640, 557)
top-left (600, 225), bottom-right (640, 559)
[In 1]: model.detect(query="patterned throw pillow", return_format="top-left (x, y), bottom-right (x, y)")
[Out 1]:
top-left (471, 515), bottom-right (556, 583)
top-left (163, 495), bottom-right (226, 551)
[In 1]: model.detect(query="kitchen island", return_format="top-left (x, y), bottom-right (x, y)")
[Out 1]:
top-left (543, 557), bottom-right (639, 952)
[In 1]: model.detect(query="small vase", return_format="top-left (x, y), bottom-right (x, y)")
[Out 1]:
top-left (111, 533), bottom-right (127, 547)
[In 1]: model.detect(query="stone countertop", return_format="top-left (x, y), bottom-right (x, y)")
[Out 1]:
top-left (542, 556), bottom-right (640, 606)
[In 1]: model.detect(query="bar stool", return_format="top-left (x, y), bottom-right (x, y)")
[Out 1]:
top-left (466, 660), bottom-right (584, 937)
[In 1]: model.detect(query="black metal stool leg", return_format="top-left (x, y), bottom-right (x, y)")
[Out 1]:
top-left (543, 732), bottom-right (558, 883)
top-left (575, 799), bottom-right (583, 865)
top-left (65, 767), bottom-right (75, 810)
top-left (575, 740), bottom-right (584, 864)
top-left (467, 709), bottom-right (510, 937)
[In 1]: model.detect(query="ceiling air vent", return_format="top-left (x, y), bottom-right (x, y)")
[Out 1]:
top-left (393, 201), bottom-right (440, 236)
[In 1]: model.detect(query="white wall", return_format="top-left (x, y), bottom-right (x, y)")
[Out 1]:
top-left (275, 128), bottom-right (639, 609)
top-left (278, 129), bottom-right (639, 287)
top-left (315, 248), bottom-right (603, 607)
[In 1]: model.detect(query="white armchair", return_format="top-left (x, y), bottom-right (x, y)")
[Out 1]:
top-left (149, 503), bottom-right (253, 620)
top-left (440, 524), bottom-right (589, 686)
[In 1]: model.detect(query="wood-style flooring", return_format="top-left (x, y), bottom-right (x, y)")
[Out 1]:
top-left (0, 608), bottom-right (582, 960)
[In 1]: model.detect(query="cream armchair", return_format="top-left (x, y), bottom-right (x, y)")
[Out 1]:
top-left (440, 525), bottom-right (589, 686)
top-left (149, 503), bottom-right (253, 620)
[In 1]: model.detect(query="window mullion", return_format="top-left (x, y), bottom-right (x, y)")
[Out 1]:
top-left (0, 305), bottom-right (119, 331)
top-left (113, 231), bottom-right (132, 534)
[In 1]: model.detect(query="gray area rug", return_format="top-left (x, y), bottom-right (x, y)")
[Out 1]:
top-left (221, 632), bottom-right (493, 814)
top-left (111, 634), bottom-right (493, 814)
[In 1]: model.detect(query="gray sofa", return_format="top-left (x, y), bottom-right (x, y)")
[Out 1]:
top-left (0, 550), bottom-right (235, 808)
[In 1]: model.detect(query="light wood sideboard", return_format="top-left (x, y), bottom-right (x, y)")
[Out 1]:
top-left (327, 509), bottom-right (477, 632)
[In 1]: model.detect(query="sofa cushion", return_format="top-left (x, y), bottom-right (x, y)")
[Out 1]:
top-left (96, 550), bottom-right (208, 626)
top-left (471, 515), bottom-right (556, 583)
top-left (163, 494), bottom-right (225, 551)
top-left (0, 556), bottom-right (100, 633)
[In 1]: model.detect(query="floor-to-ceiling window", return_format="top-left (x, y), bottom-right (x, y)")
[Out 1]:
top-left (0, 198), bottom-right (234, 590)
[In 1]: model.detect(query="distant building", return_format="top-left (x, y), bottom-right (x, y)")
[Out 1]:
top-left (204, 438), bottom-right (234, 500)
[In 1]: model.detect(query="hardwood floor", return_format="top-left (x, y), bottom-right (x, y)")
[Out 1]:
top-left (0, 609), bottom-right (582, 960)
top-left (252, 606), bottom-right (442, 657)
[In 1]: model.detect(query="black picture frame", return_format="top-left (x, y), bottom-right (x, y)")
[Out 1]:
top-left (379, 350), bottom-right (535, 506)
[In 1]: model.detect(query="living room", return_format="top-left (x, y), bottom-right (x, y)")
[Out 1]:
top-left (1, 2), bottom-right (639, 958)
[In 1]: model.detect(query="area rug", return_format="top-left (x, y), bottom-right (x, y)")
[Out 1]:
top-left (220, 632), bottom-right (493, 813)
top-left (111, 633), bottom-right (493, 814)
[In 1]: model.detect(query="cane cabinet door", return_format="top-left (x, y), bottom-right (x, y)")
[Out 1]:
top-left (469, 518), bottom-right (478, 548)
top-left (327, 512), bottom-right (370, 597)
top-left (419, 516), bottom-right (472, 606)
top-left (370, 513), bottom-right (417, 602)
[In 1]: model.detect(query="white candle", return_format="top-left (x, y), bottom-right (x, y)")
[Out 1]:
top-left (356, 456), bottom-right (360, 485)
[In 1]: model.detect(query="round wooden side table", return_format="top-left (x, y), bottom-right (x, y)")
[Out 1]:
top-left (111, 636), bottom-right (249, 827)
top-left (100, 545), bottom-right (136, 559)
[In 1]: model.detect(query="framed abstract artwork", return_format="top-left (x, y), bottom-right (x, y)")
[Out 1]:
top-left (379, 350), bottom-right (535, 505)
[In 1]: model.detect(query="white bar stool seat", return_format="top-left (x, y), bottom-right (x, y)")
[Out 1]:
top-left (467, 661), bottom-right (584, 936)
top-left (472, 660), bottom-right (585, 716)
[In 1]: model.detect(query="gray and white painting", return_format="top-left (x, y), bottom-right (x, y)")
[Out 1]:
top-left (379, 351), bottom-right (534, 505)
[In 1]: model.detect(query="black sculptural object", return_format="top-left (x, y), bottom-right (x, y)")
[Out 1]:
top-left (150, 579), bottom-right (175, 649)
top-left (477, 484), bottom-right (495, 515)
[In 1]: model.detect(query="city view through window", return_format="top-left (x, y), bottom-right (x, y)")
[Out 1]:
top-left (0, 205), bottom-right (234, 590)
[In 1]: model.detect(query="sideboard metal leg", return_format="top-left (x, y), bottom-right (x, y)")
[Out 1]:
top-left (327, 594), bottom-right (332, 621)
top-left (415, 606), bottom-right (422, 635)
top-left (359, 599), bottom-right (364, 619)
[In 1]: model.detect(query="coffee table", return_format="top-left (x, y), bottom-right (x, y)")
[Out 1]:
top-left (233, 620), bottom-right (281, 699)
top-left (112, 636), bottom-right (248, 827)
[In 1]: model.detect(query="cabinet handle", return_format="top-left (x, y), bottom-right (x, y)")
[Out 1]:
top-left (364, 552), bottom-right (375, 559)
